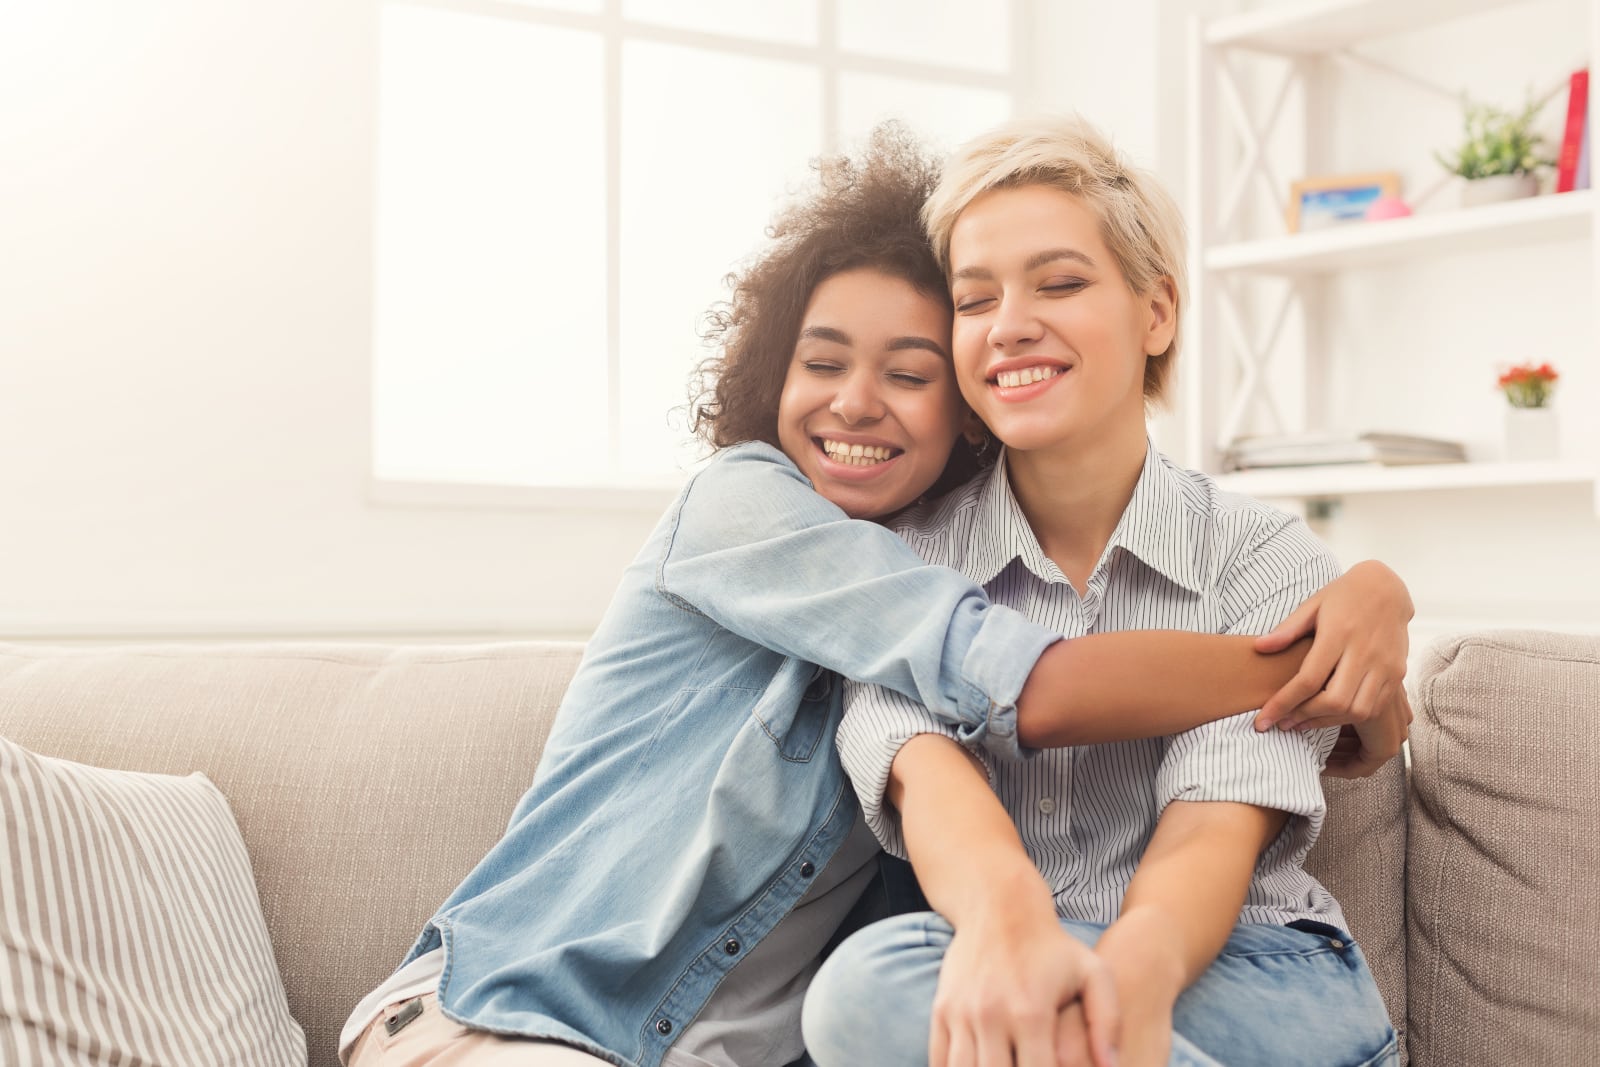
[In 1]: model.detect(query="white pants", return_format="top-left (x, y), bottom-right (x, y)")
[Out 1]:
top-left (348, 994), bottom-right (612, 1067)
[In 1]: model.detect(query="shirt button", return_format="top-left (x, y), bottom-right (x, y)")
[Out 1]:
top-left (656, 1018), bottom-right (673, 1036)
top-left (799, 861), bottom-right (815, 878)
top-left (724, 938), bottom-right (740, 955)
top-left (1037, 797), bottom-right (1057, 815)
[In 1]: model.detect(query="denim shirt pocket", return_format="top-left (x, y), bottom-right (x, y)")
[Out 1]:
top-left (750, 661), bottom-right (835, 763)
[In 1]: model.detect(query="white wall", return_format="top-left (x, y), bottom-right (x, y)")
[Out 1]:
top-left (1, 0), bottom-right (661, 640)
top-left (4, 0), bottom-right (1597, 644)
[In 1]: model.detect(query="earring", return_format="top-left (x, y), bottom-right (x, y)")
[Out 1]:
top-left (968, 433), bottom-right (997, 465)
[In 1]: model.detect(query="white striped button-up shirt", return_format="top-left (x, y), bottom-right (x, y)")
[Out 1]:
top-left (839, 441), bottom-right (1346, 928)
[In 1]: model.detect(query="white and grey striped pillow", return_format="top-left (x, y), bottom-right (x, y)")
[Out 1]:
top-left (0, 735), bottom-right (306, 1067)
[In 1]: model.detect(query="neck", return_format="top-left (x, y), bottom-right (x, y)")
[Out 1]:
top-left (1005, 416), bottom-right (1148, 586)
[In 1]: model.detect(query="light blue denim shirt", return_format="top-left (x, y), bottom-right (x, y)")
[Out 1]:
top-left (401, 442), bottom-right (1059, 1067)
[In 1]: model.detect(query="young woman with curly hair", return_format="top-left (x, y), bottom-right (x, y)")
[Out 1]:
top-left (339, 123), bottom-right (1411, 1067)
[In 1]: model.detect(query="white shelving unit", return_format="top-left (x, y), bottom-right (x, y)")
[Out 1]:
top-left (1186, 0), bottom-right (1600, 514)
top-left (1217, 459), bottom-right (1594, 498)
top-left (1206, 188), bottom-right (1592, 275)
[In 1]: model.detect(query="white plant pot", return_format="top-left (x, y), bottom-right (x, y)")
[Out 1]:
top-left (1462, 173), bottom-right (1540, 207)
top-left (1504, 406), bottom-right (1560, 462)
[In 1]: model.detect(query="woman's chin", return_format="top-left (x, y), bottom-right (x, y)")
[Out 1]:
top-left (813, 475), bottom-right (925, 520)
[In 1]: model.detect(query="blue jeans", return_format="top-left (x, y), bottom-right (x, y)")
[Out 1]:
top-left (802, 913), bottom-right (1399, 1067)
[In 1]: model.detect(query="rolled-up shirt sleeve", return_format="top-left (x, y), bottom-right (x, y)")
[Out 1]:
top-left (1155, 512), bottom-right (1342, 866)
top-left (658, 443), bottom-right (1057, 753)
top-left (838, 679), bottom-right (997, 858)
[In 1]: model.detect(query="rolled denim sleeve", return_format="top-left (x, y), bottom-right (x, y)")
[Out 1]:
top-left (1155, 511), bottom-right (1342, 865)
top-left (658, 443), bottom-right (1058, 743)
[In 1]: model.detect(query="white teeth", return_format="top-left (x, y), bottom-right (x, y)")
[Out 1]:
top-left (996, 366), bottom-right (1065, 389)
top-left (820, 439), bottom-right (895, 465)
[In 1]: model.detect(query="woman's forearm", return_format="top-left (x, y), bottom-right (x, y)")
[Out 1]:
top-left (1015, 631), bottom-right (1312, 747)
top-left (1100, 800), bottom-right (1286, 992)
top-left (887, 733), bottom-right (1054, 926)
top-left (886, 734), bottom-right (1121, 1064)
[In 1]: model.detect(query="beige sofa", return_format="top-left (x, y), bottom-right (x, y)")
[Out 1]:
top-left (1, 630), bottom-right (1596, 1066)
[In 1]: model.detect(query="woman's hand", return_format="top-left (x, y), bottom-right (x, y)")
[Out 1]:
top-left (1251, 560), bottom-right (1414, 773)
top-left (930, 900), bottom-right (1119, 1067)
top-left (1322, 695), bottom-right (1411, 778)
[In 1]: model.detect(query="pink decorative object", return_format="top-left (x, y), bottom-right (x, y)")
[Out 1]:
top-left (1364, 194), bottom-right (1413, 221)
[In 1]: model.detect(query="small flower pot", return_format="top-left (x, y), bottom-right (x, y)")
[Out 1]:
top-left (1503, 406), bottom-right (1560, 461)
top-left (1462, 173), bottom-right (1540, 207)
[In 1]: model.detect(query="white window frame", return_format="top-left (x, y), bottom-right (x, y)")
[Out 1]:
top-left (367, 0), bottom-right (1031, 513)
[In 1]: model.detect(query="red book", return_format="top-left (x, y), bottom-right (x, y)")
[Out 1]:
top-left (1557, 68), bottom-right (1589, 193)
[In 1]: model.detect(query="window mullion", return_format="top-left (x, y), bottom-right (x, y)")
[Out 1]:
top-left (820, 0), bottom-right (839, 153)
top-left (605, 0), bottom-right (623, 474)
top-left (1009, 0), bottom-right (1034, 115)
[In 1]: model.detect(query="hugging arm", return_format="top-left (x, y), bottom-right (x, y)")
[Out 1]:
top-left (1019, 559), bottom-right (1412, 767)
top-left (665, 446), bottom-right (1406, 765)
top-left (663, 446), bottom-right (1294, 755)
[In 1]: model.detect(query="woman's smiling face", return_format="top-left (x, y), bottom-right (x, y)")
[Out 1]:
top-left (945, 183), bottom-right (1175, 458)
top-left (775, 267), bottom-right (966, 520)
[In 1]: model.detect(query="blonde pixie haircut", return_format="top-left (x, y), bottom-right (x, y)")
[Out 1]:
top-left (923, 114), bottom-right (1188, 405)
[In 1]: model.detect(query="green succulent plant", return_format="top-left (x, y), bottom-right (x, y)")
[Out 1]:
top-left (1435, 97), bottom-right (1553, 179)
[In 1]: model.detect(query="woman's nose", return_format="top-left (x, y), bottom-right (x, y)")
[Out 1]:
top-left (829, 372), bottom-right (885, 424)
top-left (987, 295), bottom-right (1041, 350)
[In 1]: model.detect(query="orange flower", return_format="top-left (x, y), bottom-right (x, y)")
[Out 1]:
top-left (1497, 361), bottom-right (1559, 408)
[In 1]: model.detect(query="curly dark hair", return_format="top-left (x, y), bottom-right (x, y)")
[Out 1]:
top-left (690, 122), bottom-right (956, 456)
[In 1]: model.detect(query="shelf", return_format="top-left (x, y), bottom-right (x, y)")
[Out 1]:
top-left (1205, 190), bottom-right (1592, 276)
top-left (1206, 0), bottom-right (1532, 54)
top-left (1214, 461), bottom-right (1595, 499)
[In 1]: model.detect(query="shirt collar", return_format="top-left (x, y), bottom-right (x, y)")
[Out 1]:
top-left (964, 439), bottom-right (1207, 595)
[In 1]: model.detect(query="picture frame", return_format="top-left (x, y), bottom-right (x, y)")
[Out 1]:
top-left (1287, 171), bottom-right (1401, 233)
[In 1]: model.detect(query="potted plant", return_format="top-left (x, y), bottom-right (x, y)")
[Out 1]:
top-left (1436, 97), bottom-right (1553, 206)
top-left (1497, 362), bottom-right (1560, 461)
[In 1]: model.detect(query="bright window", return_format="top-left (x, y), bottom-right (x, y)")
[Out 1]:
top-left (372, 0), bottom-right (1019, 494)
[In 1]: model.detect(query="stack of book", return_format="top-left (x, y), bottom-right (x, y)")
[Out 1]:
top-left (1222, 432), bottom-right (1466, 471)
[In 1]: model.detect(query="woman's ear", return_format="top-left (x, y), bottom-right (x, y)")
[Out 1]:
top-left (1144, 275), bottom-right (1178, 357)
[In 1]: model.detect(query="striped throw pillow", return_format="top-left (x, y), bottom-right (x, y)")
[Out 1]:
top-left (0, 735), bottom-right (306, 1066)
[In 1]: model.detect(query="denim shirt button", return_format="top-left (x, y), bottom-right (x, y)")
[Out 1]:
top-left (656, 1018), bottom-right (673, 1036)
top-left (724, 938), bottom-right (740, 955)
top-left (799, 861), bottom-right (816, 878)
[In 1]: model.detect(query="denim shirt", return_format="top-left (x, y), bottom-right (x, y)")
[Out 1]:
top-left (400, 442), bottom-right (1058, 1067)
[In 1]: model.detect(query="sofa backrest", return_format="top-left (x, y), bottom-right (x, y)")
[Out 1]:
top-left (0, 641), bottom-right (584, 1067)
top-left (1, 639), bottom-right (1425, 1066)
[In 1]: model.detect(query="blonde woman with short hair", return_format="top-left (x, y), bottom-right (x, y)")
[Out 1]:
top-left (804, 115), bottom-right (1399, 1067)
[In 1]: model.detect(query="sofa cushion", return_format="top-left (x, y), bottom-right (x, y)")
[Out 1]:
top-left (0, 735), bottom-right (305, 1066)
top-left (1408, 630), bottom-right (1600, 1066)
top-left (1304, 752), bottom-right (1408, 1062)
